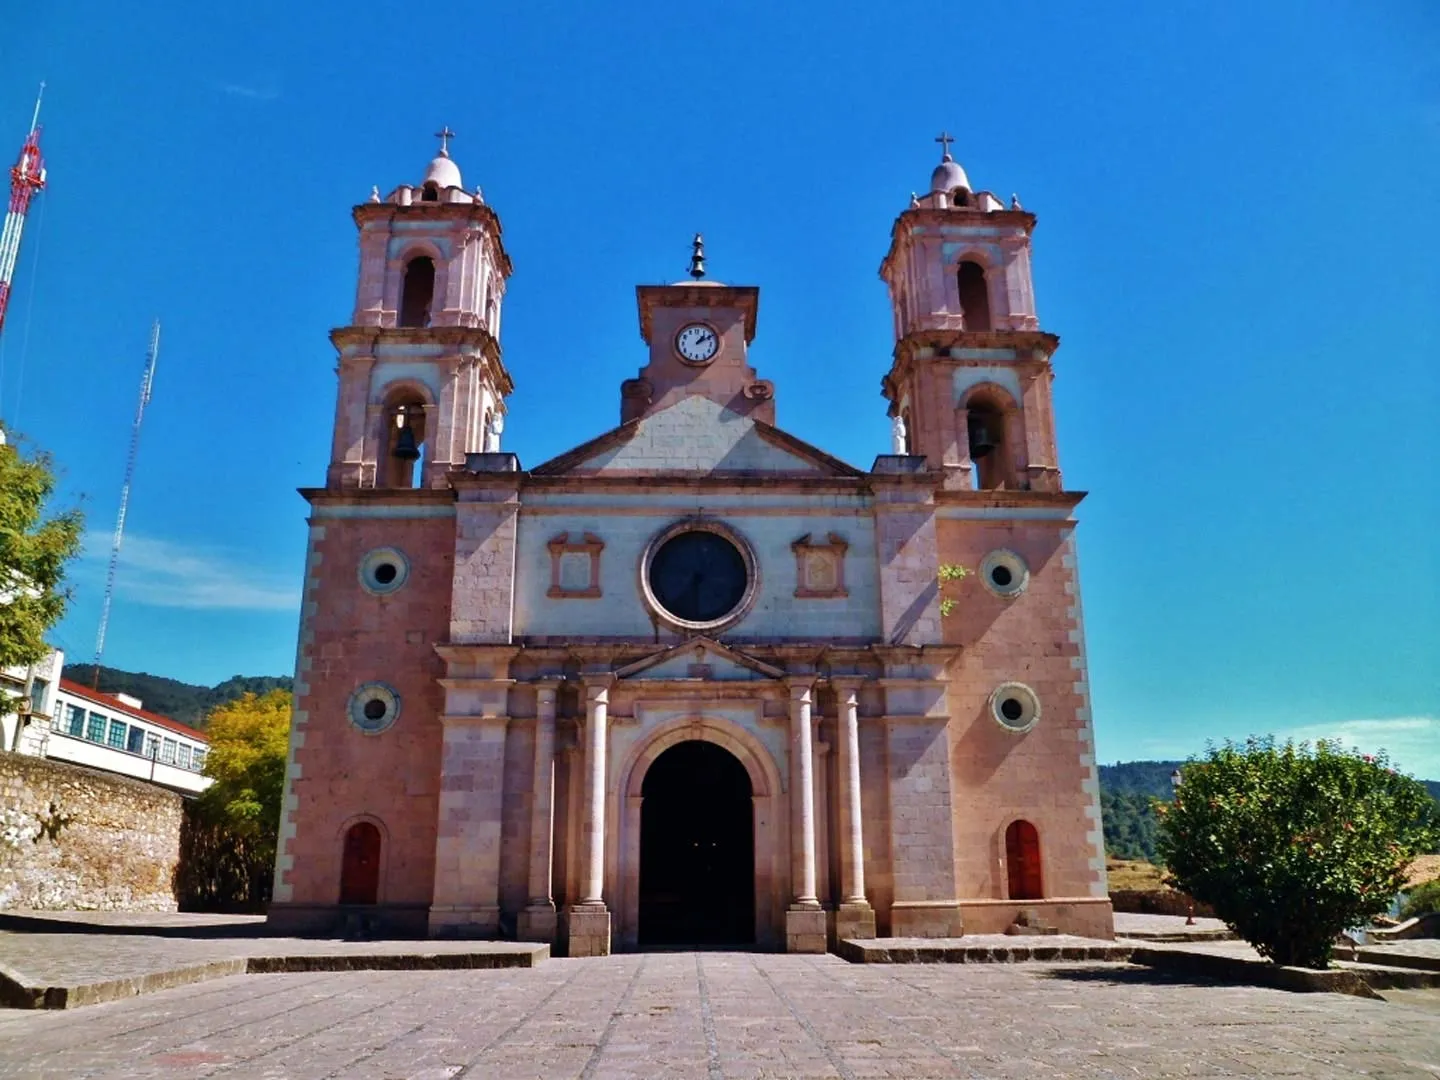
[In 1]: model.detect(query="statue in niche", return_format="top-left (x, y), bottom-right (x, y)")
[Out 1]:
top-left (891, 414), bottom-right (908, 455)
top-left (484, 411), bottom-right (504, 452)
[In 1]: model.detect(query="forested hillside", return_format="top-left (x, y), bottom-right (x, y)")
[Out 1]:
top-left (1097, 760), bottom-right (1440, 863)
top-left (61, 664), bottom-right (293, 730)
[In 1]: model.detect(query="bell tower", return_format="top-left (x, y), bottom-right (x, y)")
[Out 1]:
top-left (326, 130), bottom-right (514, 489)
top-left (879, 133), bottom-right (1062, 493)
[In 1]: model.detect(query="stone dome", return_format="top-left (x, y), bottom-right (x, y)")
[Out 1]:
top-left (423, 151), bottom-right (462, 191)
top-left (930, 155), bottom-right (970, 194)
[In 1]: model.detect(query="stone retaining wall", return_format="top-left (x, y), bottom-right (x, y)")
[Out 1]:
top-left (0, 753), bottom-right (183, 911)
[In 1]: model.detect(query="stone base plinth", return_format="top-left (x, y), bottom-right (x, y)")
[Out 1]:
top-left (563, 905), bottom-right (611, 957)
top-left (517, 903), bottom-right (557, 943)
top-left (428, 905), bottom-right (500, 939)
top-left (786, 906), bottom-right (827, 954)
top-left (889, 900), bottom-right (964, 939)
top-left (831, 901), bottom-right (876, 945)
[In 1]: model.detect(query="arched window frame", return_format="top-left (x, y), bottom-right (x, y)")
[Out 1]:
top-left (389, 241), bottom-right (446, 329)
top-left (957, 382), bottom-right (1026, 490)
top-left (373, 378), bottom-right (438, 489)
top-left (951, 251), bottom-right (995, 333)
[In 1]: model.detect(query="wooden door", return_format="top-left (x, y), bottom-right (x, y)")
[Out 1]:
top-left (340, 822), bottom-right (381, 904)
top-left (1005, 820), bottom-right (1043, 900)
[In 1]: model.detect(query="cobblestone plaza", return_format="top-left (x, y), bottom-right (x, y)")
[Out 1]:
top-left (2, 952), bottom-right (1438, 1079)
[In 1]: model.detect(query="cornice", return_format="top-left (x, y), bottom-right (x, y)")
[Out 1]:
top-left (932, 489), bottom-right (1084, 511)
top-left (301, 485), bottom-right (455, 508)
top-left (635, 284), bottom-right (760, 343)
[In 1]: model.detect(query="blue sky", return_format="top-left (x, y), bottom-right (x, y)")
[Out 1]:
top-left (3, 1), bottom-right (1436, 775)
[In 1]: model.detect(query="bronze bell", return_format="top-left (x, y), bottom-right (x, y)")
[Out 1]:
top-left (392, 422), bottom-right (420, 461)
top-left (968, 416), bottom-right (998, 459)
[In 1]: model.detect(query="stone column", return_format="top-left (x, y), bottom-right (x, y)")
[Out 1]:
top-left (564, 678), bottom-right (612, 956)
top-left (835, 683), bottom-right (876, 939)
top-left (518, 681), bottom-right (559, 943)
top-left (785, 680), bottom-right (826, 952)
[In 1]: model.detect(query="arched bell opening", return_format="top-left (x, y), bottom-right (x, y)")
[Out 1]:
top-left (1005, 819), bottom-right (1043, 901)
top-left (957, 260), bottom-right (992, 332)
top-left (966, 397), bottom-right (1011, 490)
top-left (382, 393), bottom-right (428, 489)
top-left (420, 181), bottom-right (439, 203)
top-left (398, 256), bottom-right (436, 328)
top-left (638, 739), bottom-right (755, 947)
top-left (339, 821), bottom-right (382, 905)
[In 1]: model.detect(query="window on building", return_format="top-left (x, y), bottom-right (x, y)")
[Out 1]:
top-left (398, 256), bottom-right (435, 328)
top-left (160, 738), bottom-right (177, 765)
top-left (29, 679), bottom-right (48, 714)
top-left (107, 719), bottom-right (127, 749)
top-left (956, 260), bottom-right (992, 332)
top-left (176, 744), bottom-right (191, 769)
top-left (127, 727), bottom-right (146, 755)
top-left (65, 703), bottom-right (86, 737)
top-left (144, 734), bottom-right (160, 760)
top-left (382, 395), bottom-right (427, 489)
top-left (191, 749), bottom-right (207, 772)
top-left (86, 712), bottom-right (107, 743)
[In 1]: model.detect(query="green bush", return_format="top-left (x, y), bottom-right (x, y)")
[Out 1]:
top-left (1400, 879), bottom-right (1440, 921)
top-left (1157, 738), bottom-right (1438, 969)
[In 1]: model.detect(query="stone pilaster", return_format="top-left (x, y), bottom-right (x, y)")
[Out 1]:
top-left (834, 682), bottom-right (876, 941)
top-left (563, 678), bottom-right (612, 956)
top-left (786, 679), bottom-right (826, 953)
top-left (518, 681), bottom-right (560, 943)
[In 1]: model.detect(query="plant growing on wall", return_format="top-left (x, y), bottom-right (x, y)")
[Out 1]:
top-left (937, 563), bottom-right (969, 617)
top-left (1158, 738), bottom-right (1438, 969)
top-left (0, 429), bottom-right (83, 715)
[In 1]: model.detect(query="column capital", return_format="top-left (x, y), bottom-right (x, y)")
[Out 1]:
top-left (583, 676), bottom-right (615, 703)
top-left (785, 677), bottom-right (816, 702)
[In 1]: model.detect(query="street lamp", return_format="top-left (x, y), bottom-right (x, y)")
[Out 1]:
top-left (1169, 767), bottom-right (1194, 925)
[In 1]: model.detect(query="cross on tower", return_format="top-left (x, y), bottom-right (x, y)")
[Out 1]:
top-left (935, 130), bottom-right (955, 159)
top-left (435, 126), bottom-right (456, 155)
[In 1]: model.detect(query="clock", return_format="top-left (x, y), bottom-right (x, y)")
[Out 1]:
top-left (645, 524), bottom-right (748, 624)
top-left (675, 323), bottom-right (719, 364)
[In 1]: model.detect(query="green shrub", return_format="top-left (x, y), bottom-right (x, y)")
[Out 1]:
top-left (1400, 879), bottom-right (1440, 921)
top-left (1157, 738), bottom-right (1438, 969)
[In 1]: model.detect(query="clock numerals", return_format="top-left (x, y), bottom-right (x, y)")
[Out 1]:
top-left (676, 323), bottom-right (718, 363)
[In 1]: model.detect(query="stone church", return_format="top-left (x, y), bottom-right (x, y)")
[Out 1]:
top-left (268, 133), bottom-right (1112, 953)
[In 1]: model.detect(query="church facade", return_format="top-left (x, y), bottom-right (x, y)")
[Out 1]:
top-left (268, 135), bottom-right (1113, 953)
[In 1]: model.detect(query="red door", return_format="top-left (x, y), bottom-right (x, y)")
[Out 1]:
top-left (340, 822), bottom-right (381, 904)
top-left (1005, 820), bottom-right (1043, 900)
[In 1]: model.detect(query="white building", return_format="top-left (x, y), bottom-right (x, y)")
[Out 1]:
top-left (2, 646), bottom-right (212, 796)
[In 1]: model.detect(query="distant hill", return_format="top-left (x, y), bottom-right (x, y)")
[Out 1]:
top-left (61, 664), bottom-right (293, 730)
top-left (1098, 759), bottom-right (1440, 863)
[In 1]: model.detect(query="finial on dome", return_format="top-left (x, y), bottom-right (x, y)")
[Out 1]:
top-left (369, 185), bottom-right (380, 203)
top-left (935, 130), bottom-right (956, 162)
top-left (688, 233), bottom-right (706, 280)
top-left (434, 125), bottom-right (456, 158)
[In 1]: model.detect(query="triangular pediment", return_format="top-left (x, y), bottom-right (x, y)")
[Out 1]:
top-left (532, 395), bottom-right (861, 477)
top-left (614, 637), bottom-right (785, 682)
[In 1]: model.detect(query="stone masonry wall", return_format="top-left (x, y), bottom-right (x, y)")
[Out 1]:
top-left (0, 753), bottom-right (183, 911)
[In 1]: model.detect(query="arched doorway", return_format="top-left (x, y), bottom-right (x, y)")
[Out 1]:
top-left (1005, 820), bottom-right (1043, 900)
top-left (639, 740), bottom-right (754, 946)
top-left (340, 821), bottom-right (381, 904)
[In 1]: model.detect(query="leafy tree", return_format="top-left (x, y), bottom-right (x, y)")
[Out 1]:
top-left (1399, 879), bottom-right (1440, 921)
top-left (1158, 738), bottom-right (1439, 969)
top-left (0, 431), bottom-right (82, 714)
top-left (1101, 789), bottom-right (1161, 862)
top-left (183, 690), bottom-right (291, 907)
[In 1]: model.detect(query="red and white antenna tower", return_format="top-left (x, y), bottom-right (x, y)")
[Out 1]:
top-left (0, 84), bottom-right (46, 340)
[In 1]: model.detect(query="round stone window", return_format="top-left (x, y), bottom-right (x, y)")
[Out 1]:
top-left (358, 548), bottom-right (410, 595)
top-left (990, 682), bottom-right (1040, 733)
top-left (980, 549), bottom-right (1029, 598)
top-left (348, 683), bottom-right (400, 735)
top-left (641, 521), bottom-right (757, 632)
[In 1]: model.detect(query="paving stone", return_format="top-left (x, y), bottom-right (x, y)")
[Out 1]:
top-left (0, 951), bottom-right (1437, 1078)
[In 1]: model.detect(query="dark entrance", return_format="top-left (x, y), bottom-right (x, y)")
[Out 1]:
top-left (339, 821), bottom-right (381, 904)
top-left (639, 740), bottom-right (755, 947)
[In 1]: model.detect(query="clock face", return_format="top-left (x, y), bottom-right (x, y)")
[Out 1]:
top-left (675, 323), bottom-right (719, 364)
top-left (648, 529), bottom-right (748, 624)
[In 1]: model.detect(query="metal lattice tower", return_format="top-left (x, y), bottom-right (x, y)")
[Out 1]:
top-left (93, 320), bottom-right (161, 680)
top-left (0, 85), bottom-right (46, 339)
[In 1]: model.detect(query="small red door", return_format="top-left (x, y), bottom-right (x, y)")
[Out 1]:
top-left (1005, 820), bottom-right (1043, 900)
top-left (339, 822), bottom-right (381, 904)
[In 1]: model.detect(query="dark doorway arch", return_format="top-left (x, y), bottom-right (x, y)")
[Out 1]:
top-left (340, 821), bottom-right (381, 904)
top-left (639, 739), bottom-right (754, 946)
top-left (1005, 820), bottom-right (1043, 900)
top-left (957, 260), bottom-right (991, 332)
top-left (399, 256), bottom-right (435, 328)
